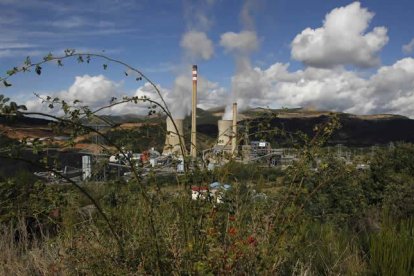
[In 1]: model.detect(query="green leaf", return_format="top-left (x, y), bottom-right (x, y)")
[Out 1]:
top-left (24, 56), bottom-right (31, 66)
top-left (10, 102), bottom-right (17, 110)
top-left (6, 68), bottom-right (17, 76)
top-left (64, 49), bottom-right (76, 56)
top-left (43, 52), bottom-right (53, 61)
top-left (3, 80), bottom-right (12, 87)
top-left (35, 65), bottom-right (42, 75)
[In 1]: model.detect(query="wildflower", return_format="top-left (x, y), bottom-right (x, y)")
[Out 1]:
top-left (228, 227), bottom-right (237, 236)
top-left (247, 235), bottom-right (257, 246)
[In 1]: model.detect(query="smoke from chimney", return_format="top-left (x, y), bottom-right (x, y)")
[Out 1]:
top-left (168, 0), bottom-right (215, 120)
top-left (220, 0), bottom-right (260, 119)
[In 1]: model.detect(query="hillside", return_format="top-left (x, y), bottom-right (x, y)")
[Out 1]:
top-left (1, 108), bottom-right (414, 149)
top-left (199, 107), bottom-right (414, 146)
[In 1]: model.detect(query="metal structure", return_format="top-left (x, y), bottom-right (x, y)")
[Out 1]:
top-left (82, 155), bottom-right (92, 180)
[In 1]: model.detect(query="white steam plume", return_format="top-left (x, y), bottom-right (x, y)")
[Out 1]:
top-left (168, 0), bottom-right (215, 119)
top-left (220, 0), bottom-right (260, 119)
top-left (181, 31), bottom-right (214, 60)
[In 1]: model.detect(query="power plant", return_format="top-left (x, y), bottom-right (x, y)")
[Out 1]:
top-left (27, 64), bottom-right (374, 184)
top-left (160, 65), bottom-right (281, 167)
top-left (31, 64), bottom-right (298, 183)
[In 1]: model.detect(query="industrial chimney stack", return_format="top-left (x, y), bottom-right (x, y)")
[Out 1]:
top-left (190, 65), bottom-right (198, 159)
top-left (232, 102), bottom-right (237, 155)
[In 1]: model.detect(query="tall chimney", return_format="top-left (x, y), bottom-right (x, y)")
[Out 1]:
top-left (232, 102), bottom-right (237, 155)
top-left (190, 65), bottom-right (198, 158)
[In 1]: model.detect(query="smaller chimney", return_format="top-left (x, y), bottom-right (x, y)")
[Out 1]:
top-left (232, 102), bottom-right (237, 155)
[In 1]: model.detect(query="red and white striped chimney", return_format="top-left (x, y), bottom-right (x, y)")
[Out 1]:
top-left (190, 65), bottom-right (198, 158)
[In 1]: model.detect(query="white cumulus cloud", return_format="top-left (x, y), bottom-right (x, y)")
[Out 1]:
top-left (180, 31), bottom-right (214, 60)
top-left (25, 75), bottom-right (121, 115)
top-left (403, 38), bottom-right (414, 54)
top-left (24, 75), bottom-right (158, 117)
top-left (24, 74), bottom-right (229, 119)
top-left (219, 58), bottom-right (414, 118)
top-left (220, 31), bottom-right (259, 53)
top-left (291, 2), bottom-right (389, 68)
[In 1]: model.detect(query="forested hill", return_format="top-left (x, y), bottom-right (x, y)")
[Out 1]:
top-left (0, 115), bottom-right (52, 126)
top-left (2, 109), bottom-right (414, 147)
top-left (249, 114), bottom-right (414, 146)
top-left (200, 108), bottom-right (414, 147)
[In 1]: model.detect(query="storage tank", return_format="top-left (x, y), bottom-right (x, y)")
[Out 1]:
top-left (163, 117), bottom-right (186, 156)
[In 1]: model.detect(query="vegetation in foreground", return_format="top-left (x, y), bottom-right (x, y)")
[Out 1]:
top-left (0, 143), bottom-right (413, 275)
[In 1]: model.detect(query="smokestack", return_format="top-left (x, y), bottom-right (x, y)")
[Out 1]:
top-left (232, 102), bottom-right (237, 155)
top-left (163, 117), bottom-right (185, 156)
top-left (190, 65), bottom-right (197, 158)
top-left (217, 120), bottom-right (233, 146)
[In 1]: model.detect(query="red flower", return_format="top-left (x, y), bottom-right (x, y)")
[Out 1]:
top-left (247, 235), bottom-right (257, 246)
top-left (228, 215), bottom-right (236, 221)
top-left (228, 227), bottom-right (237, 236)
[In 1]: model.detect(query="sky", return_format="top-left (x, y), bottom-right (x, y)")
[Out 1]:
top-left (1, 0), bottom-right (414, 118)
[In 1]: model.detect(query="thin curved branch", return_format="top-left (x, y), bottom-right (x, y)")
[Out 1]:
top-left (2, 52), bottom-right (187, 160)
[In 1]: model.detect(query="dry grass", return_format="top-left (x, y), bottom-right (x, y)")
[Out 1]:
top-left (0, 223), bottom-right (64, 276)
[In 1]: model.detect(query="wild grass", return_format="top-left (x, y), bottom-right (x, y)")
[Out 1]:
top-left (1, 145), bottom-right (414, 274)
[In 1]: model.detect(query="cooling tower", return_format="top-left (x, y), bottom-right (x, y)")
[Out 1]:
top-left (163, 117), bottom-right (185, 156)
top-left (217, 120), bottom-right (233, 146)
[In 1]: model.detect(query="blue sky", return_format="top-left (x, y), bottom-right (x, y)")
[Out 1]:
top-left (1, 0), bottom-right (414, 118)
